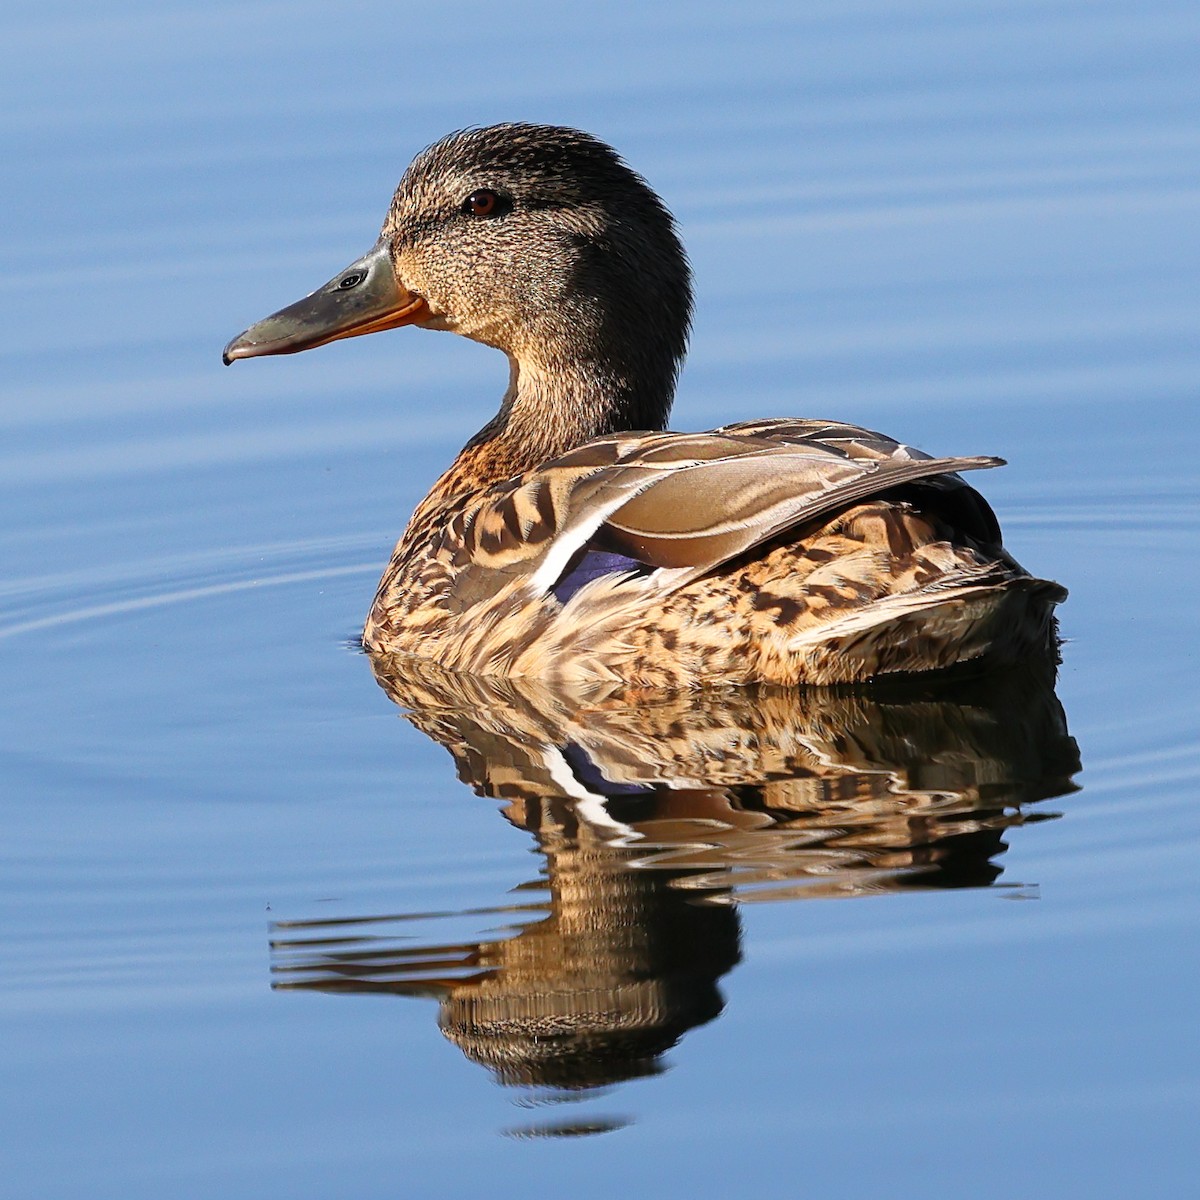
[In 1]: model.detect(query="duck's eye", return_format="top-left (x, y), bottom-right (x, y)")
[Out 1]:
top-left (337, 271), bottom-right (366, 290)
top-left (462, 188), bottom-right (506, 218)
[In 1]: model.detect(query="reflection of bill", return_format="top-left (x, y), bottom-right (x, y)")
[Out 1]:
top-left (271, 660), bottom-right (1079, 1100)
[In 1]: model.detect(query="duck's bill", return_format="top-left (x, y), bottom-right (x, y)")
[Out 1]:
top-left (222, 240), bottom-right (428, 364)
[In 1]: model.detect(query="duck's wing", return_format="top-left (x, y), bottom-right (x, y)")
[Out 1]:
top-left (441, 428), bottom-right (1003, 605)
top-left (593, 433), bottom-right (1001, 589)
top-left (713, 417), bottom-right (923, 461)
top-left (711, 418), bottom-right (1005, 546)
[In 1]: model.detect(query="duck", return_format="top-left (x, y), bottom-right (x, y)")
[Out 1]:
top-left (223, 123), bottom-right (1064, 687)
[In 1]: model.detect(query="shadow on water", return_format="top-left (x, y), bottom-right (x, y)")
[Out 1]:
top-left (270, 658), bottom-right (1079, 1134)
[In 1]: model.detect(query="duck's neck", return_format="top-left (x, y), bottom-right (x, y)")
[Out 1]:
top-left (427, 351), bottom-right (675, 499)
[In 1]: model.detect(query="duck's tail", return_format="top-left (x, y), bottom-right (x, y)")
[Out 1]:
top-left (795, 573), bottom-right (1067, 684)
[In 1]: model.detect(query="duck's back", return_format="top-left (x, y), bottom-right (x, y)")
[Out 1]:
top-left (364, 419), bottom-right (1065, 686)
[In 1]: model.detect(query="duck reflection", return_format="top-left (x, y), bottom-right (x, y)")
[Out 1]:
top-left (271, 658), bottom-right (1078, 1101)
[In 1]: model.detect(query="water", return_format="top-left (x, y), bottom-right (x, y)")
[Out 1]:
top-left (3, 1), bottom-right (1199, 1195)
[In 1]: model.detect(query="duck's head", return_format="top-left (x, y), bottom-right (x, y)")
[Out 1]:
top-left (224, 124), bottom-right (692, 436)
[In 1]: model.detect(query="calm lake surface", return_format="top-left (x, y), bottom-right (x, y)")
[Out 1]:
top-left (3, 1), bottom-right (1199, 1195)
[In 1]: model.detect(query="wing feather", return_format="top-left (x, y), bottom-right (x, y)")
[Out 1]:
top-left (601, 448), bottom-right (1001, 578)
top-left (439, 427), bottom-right (1004, 604)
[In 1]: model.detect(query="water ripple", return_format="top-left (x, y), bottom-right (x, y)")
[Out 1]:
top-left (0, 536), bottom-right (380, 641)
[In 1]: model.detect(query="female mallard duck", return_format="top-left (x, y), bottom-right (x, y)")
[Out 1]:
top-left (224, 123), bottom-right (1064, 687)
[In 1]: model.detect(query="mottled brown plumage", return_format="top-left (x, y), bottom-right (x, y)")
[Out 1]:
top-left (224, 123), bottom-right (1065, 685)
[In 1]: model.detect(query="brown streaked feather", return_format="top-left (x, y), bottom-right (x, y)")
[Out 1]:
top-left (363, 419), bottom-right (1062, 686)
top-left (715, 417), bottom-right (931, 459)
top-left (393, 426), bottom-right (999, 596)
top-left (600, 443), bottom-right (1000, 580)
